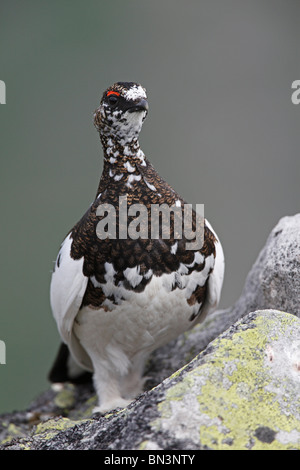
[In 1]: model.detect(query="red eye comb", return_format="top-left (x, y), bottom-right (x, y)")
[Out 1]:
top-left (107, 91), bottom-right (120, 97)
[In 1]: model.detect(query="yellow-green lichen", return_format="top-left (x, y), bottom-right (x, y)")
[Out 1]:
top-left (34, 416), bottom-right (89, 441)
top-left (153, 311), bottom-right (300, 450)
top-left (54, 386), bottom-right (76, 410)
top-left (0, 422), bottom-right (27, 445)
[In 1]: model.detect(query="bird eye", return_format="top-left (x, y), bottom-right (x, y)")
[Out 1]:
top-left (108, 95), bottom-right (118, 105)
top-left (107, 91), bottom-right (120, 106)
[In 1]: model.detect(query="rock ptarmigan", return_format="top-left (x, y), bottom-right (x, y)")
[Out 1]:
top-left (49, 82), bottom-right (225, 413)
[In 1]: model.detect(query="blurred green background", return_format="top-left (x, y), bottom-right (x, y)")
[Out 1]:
top-left (0, 0), bottom-right (299, 414)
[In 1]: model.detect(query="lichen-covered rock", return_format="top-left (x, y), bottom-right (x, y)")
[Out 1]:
top-left (1, 310), bottom-right (299, 450)
top-left (150, 310), bottom-right (300, 450)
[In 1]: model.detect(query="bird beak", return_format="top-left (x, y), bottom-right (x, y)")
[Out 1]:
top-left (127, 98), bottom-right (149, 113)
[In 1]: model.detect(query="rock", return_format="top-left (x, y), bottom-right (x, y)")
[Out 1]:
top-left (1, 214), bottom-right (299, 450)
top-left (1, 310), bottom-right (299, 450)
top-left (151, 310), bottom-right (300, 450)
top-left (233, 213), bottom-right (300, 318)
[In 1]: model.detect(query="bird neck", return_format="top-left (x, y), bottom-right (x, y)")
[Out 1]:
top-left (95, 132), bottom-right (179, 207)
top-left (96, 132), bottom-right (148, 196)
top-left (100, 132), bottom-right (142, 164)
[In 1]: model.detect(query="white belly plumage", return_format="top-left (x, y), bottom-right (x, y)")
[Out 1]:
top-left (74, 268), bottom-right (208, 369)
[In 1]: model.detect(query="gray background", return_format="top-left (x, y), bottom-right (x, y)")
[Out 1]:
top-left (0, 0), bottom-right (299, 414)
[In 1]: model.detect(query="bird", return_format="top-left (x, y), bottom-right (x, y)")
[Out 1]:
top-left (49, 82), bottom-right (225, 414)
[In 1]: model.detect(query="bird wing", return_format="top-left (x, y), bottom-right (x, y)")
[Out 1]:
top-left (50, 233), bottom-right (92, 371)
top-left (196, 219), bottom-right (225, 323)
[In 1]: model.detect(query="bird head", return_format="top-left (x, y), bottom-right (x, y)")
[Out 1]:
top-left (94, 82), bottom-right (148, 143)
